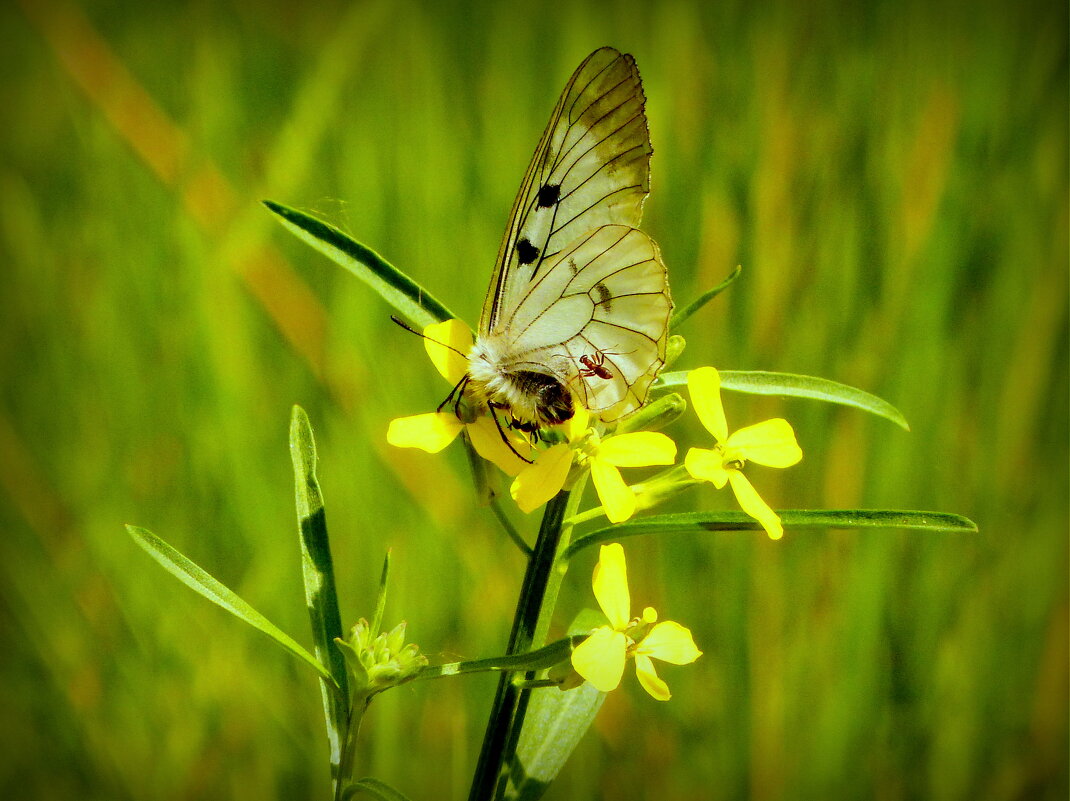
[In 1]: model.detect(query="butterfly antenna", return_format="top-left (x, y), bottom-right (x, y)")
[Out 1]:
top-left (437, 375), bottom-right (468, 416)
top-left (389, 315), bottom-right (470, 359)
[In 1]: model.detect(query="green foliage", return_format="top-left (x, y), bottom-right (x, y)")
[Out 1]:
top-left (265, 202), bottom-right (456, 329)
top-left (125, 525), bottom-right (335, 684)
top-left (290, 405), bottom-right (351, 793)
top-left (657, 370), bottom-right (911, 429)
top-left (1, 0), bottom-right (1065, 799)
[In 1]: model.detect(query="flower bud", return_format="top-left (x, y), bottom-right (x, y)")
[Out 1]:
top-left (664, 335), bottom-right (686, 369)
top-left (616, 392), bottom-right (687, 434)
top-left (337, 618), bottom-right (428, 696)
top-left (630, 465), bottom-right (701, 513)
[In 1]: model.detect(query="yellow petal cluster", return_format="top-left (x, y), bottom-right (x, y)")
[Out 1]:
top-left (571, 544), bottom-right (701, 700)
top-left (510, 407), bottom-right (676, 522)
top-left (684, 367), bottom-right (802, 539)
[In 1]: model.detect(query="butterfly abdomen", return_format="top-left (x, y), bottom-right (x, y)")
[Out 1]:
top-left (467, 335), bottom-right (574, 428)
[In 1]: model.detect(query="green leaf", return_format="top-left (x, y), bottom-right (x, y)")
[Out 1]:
top-left (417, 636), bottom-right (582, 682)
top-left (371, 550), bottom-right (390, 637)
top-left (125, 525), bottom-right (334, 685)
top-left (341, 777), bottom-right (414, 801)
top-left (264, 200), bottom-right (455, 328)
top-left (506, 683), bottom-right (606, 801)
top-left (655, 369), bottom-right (910, 430)
top-left (290, 406), bottom-right (351, 788)
top-left (669, 265), bottom-right (742, 330)
top-left (563, 509), bottom-right (978, 559)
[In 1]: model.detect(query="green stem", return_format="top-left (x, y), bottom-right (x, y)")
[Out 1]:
top-left (334, 701), bottom-right (365, 801)
top-left (467, 489), bottom-right (572, 801)
top-left (467, 473), bottom-right (590, 801)
top-left (496, 474), bottom-right (587, 797)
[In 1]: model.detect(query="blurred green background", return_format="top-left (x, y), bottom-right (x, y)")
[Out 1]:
top-left (1, 0), bottom-right (1065, 798)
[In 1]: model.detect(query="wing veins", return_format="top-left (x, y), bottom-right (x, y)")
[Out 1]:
top-left (550, 95), bottom-right (643, 181)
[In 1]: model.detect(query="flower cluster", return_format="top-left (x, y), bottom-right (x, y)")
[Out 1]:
top-left (388, 321), bottom-right (802, 537)
top-left (571, 543), bottom-right (702, 700)
top-left (336, 619), bottom-right (428, 696)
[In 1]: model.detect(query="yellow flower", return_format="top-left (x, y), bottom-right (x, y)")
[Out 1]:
top-left (386, 320), bottom-right (530, 475)
top-left (510, 407), bottom-right (677, 522)
top-left (571, 543), bottom-right (701, 700)
top-left (684, 367), bottom-right (802, 539)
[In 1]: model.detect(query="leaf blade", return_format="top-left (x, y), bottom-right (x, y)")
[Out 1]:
top-left (341, 777), bottom-right (415, 801)
top-left (669, 265), bottom-right (742, 330)
top-left (290, 406), bottom-right (351, 785)
top-left (264, 200), bottom-right (456, 328)
top-left (507, 683), bottom-right (606, 801)
top-left (124, 524), bottom-right (334, 684)
top-left (563, 509), bottom-right (978, 559)
top-left (655, 369), bottom-right (910, 430)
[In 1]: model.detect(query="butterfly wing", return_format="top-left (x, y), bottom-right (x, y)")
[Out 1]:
top-left (499, 225), bottom-right (671, 421)
top-left (479, 47), bottom-right (653, 336)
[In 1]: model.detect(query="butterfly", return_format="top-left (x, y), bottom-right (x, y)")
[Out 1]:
top-left (462, 47), bottom-right (672, 436)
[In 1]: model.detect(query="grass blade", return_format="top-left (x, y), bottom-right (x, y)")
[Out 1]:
top-left (290, 405), bottom-right (351, 788)
top-left (655, 369), bottom-right (910, 430)
top-left (669, 265), bottom-right (742, 330)
top-left (264, 200), bottom-right (455, 328)
top-left (564, 509), bottom-right (978, 559)
top-left (125, 524), bottom-right (334, 684)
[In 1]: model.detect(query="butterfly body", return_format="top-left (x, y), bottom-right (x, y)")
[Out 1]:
top-left (464, 48), bottom-right (672, 434)
top-left (466, 335), bottom-right (575, 427)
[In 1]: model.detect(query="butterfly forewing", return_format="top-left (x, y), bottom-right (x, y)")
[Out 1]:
top-left (480, 47), bottom-right (653, 335)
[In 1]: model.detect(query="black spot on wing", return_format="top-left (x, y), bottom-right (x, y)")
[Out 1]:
top-left (537, 183), bottom-right (561, 208)
top-left (516, 238), bottom-right (539, 265)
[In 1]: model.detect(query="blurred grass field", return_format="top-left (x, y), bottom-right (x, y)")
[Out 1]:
top-left (1, 0), bottom-right (1066, 798)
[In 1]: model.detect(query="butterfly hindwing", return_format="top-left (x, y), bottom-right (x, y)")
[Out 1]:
top-left (480, 47), bottom-right (653, 334)
top-left (502, 225), bottom-right (671, 420)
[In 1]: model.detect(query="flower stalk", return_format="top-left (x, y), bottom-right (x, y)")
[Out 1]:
top-left (468, 473), bottom-right (588, 801)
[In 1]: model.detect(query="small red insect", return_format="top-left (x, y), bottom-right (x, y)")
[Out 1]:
top-left (578, 351), bottom-right (614, 380)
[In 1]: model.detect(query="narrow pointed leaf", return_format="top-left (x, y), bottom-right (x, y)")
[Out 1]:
top-left (264, 200), bottom-right (455, 328)
top-left (563, 509), bottom-right (978, 559)
top-left (416, 637), bottom-right (583, 682)
top-left (506, 683), bottom-right (606, 800)
top-left (372, 550), bottom-right (390, 636)
top-left (290, 406), bottom-right (350, 788)
top-left (341, 777), bottom-right (414, 801)
top-left (655, 370), bottom-right (910, 430)
top-left (669, 265), bottom-right (742, 329)
top-left (125, 525), bottom-right (333, 684)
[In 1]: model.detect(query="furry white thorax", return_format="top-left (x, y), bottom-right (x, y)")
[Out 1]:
top-left (466, 333), bottom-right (569, 426)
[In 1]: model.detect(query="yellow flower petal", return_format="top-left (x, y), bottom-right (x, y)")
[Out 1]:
top-left (590, 459), bottom-right (637, 523)
top-left (467, 416), bottom-right (531, 476)
top-left (510, 443), bottom-right (573, 513)
top-left (637, 621), bottom-right (703, 665)
top-left (422, 320), bottom-right (472, 384)
top-left (562, 404), bottom-right (590, 442)
top-left (687, 367), bottom-right (728, 442)
top-left (634, 654), bottom-right (671, 701)
top-left (685, 447), bottom-right (729, 489)
top-left (725, 418), bottom-right (802, 468)
top-left (387, 412), bottom-right (464, 453)
top-left (571, 626), bottom-right (627, 692)
top-left (592, 543), bottom-right (630, 630)
top-left (596, 432), bottom-right (677, 467)
top-left (726, 470), bottom-right (784, 539)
